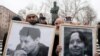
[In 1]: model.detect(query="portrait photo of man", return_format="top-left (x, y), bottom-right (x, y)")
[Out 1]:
top-left (4, 21), bottom-right (55, 56)
top-left (14, 27), bottom-right (49, 56)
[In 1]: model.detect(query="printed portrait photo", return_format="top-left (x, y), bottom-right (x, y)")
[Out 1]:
top-left (60, 24), bottom-right (97, 56)
top-left (3, 21), bottom-right (55, 56)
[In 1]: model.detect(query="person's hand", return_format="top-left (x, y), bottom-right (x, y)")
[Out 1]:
top-left (56, 45), bottom-right (62, 55)
top-left (14, 50), bottom-right (27, 56)
top-left (95, 53), bottom-right (99, 56)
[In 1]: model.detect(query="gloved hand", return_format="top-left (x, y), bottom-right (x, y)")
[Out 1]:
top-left (14, 50), bottom-right (27, 56)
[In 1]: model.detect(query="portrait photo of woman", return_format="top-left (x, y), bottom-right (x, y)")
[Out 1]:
top-left (60, 25), bottom-right (97, 56)
top-left (64, 31), bottom-right (90, 56)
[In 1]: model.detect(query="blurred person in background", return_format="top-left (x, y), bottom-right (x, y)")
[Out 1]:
top-left (25, 10), bottom-right (39, 25)
top-left (38, 13), bottom-right (47, 24)
top-left (52, 17), bottom-right (64, 56)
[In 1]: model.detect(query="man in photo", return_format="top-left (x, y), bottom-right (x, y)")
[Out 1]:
top-left (14, 27), bottom-right (49, 56)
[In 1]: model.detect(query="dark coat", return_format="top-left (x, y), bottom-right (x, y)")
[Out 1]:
top-left (52, 34), bottom-right (59, 56)
top-left (16, 43), bottom-right (49, 56)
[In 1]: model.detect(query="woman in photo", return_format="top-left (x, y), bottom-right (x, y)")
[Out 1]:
top-left (64, 31), bottom-right (89, 56)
